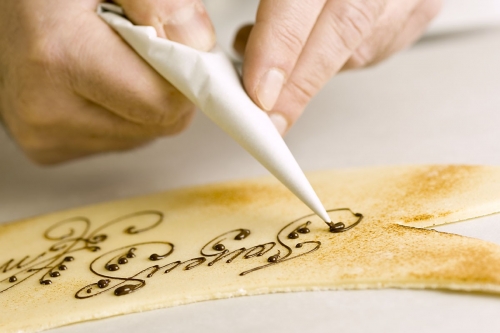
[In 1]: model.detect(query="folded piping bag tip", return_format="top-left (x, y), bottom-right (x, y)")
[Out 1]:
top-left (97, 4), bottom-right (331, 223)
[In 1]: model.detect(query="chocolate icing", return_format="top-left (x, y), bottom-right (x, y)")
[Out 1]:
top-left (114, 284), bottom-right (141, 296)
top-left (98, 279), bottom-right (110, 288)
top-left (118, 258), bottom-right (128, 265)
top-left (321, 209), bottom-right (364, 233)
top-left (1, 211), bottom-right (164, 295)
top-left (1, 208), bottom-right (363, 299)
top-left (213, 244), bottom-right (226, 251)
top-left (267, 251), bottom-right (280, 263)
top-left (288, 221), bottom-right (311, 239)
top-left (106, 264), bottom-right (120, 271)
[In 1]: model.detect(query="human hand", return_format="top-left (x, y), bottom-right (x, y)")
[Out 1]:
top-left (0, 0), bottom-right (215, 164)
top-left (234, 0), bottom-right (443, 135)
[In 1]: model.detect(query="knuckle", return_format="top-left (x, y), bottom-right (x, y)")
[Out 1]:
top-left (126, 90), bottom-right (195, 127)
top-left (346, 45), bottom-right (376, 69)
top-left (161, 105), bottom-right (196, 135)
top-left (286, 78), bottom-right (317, 110)
top-left (343, 55), bottom-right (366, 69)
top-left (26, 36), bottom-right (66, 72)
top-left (328, 0), bottom-right (382, 50)
top-left (15, 130), bottom-right (54, 158)
top-left (8, 107), bottom-right (63, 157)
top-left (13, 100), bottom-right (59, 128)
top-left (315, 42), bottom-right (346, 74)
top-left (156, 94), bottom-right (196, 127)
top-left (271, 22), bottom-right (307, 56)
top-left (124, 107), bottom-right (160, 125)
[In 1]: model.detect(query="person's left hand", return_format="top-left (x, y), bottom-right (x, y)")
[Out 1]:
top-left (0, 0), bottom-right (215, 164)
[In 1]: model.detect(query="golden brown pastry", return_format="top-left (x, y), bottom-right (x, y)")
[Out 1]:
top-left (2, 165), bottom-right (500, 333)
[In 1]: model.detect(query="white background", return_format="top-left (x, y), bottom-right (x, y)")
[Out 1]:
top-left (1, 1), bottom-right (500, 332)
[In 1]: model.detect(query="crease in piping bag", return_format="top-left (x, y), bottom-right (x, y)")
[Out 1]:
top-left (97, 4), bottom-right (331, 222)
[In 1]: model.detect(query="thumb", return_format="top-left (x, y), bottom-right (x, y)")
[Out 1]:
top-left (113, 0), bottom-right (216, 51)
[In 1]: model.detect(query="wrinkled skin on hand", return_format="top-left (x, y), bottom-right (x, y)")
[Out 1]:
top-left (0, 0), bottom-right (215, 164)
top-left (235, 0), bottom-right (443, 135)
top-left (0, 0), bottom-right (441, 164)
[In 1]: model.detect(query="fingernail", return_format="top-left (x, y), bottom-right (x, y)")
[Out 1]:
top-left (256, 68), bottom-right (285, 111)
top-left (165, 3), bottom-right (215, 51)
top-left (269, 113), bottom-right (288, 136)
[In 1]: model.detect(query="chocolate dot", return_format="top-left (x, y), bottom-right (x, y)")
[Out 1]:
top-left (114, 284), bottom-right (137, 296)
top-left (298, 227), bottom-right (310, 234)
top-left (106, 264), bottom-right (120, 271)
top-left (98, 279), bottom-right (110, 288)
top-left (87, 289), bottom-right (92, 294)
top-left (64, 256), bottom-right (74, 262)
top-left (295, 243), bottom-right (303, 248)
top-left (267, 254), bottom-right (279, 263)
top-left (9, 276), bottom-right (17, 283)
top-left (40, 280), bottom-right (52, 285)
top-left (50, 272), bottom-right (60, 278)
top-left (329, 222), bottom-right (346, 233)
top-left (149, 254), bottom-right (163, 261)
top-left (118, 258), bottom-right (128, 265)
top-left (213, 244), bottom-right (225, 251)
top-left (126, 253), bottom-right (136, 258)
top-left (287, 232), bottom-right (299, 239)
top-left (58, 265), bottom-right (67, 271)
top-left (93, 234), bottom-right (107, 242)
top-left (234, 229), bottom-right (251, 240)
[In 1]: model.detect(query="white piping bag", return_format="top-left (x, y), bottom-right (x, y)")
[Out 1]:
top-left (97, 4), bottom-right (331, 223)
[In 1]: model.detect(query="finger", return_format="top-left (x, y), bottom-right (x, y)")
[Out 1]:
top-left (342, 0), bottom-right (440, 70)
top-left (242, 0), bottom-right (327, 112)
top-left (233, 24), bottom-right (254, 57)
top-left (24, 96), bottom-right (194, 140)
top-left (11, 96), bottom-right (194, 164)
top-left (67, 12), bottom-right (195, 127)
top-left (27, 136), bottom-right (152, 165)
top-left (114, 0), bottom-right (216, 51)
top-left (371, 0), bottom-right (443, 64)
top-left (269, 0), bottom-right (388, 131)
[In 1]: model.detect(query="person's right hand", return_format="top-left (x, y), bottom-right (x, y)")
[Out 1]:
top-left (233, 0), bottom-right (442, 135)
top-left (0, 0), bottom-right (215, 164)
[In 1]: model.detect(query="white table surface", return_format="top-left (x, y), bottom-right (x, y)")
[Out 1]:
top-left (1, 1), bottom-right (500, 332)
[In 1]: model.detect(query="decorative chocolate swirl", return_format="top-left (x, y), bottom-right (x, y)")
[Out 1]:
top-left (1, 208), bottom-right (363, 299)
top-left (325, 208), bottom-right (364, 233)
top-left (0, 211), bottom-right (164, 294)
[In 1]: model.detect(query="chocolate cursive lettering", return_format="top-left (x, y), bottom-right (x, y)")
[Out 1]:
top-left (1, 208), bottom-right (363, 299)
